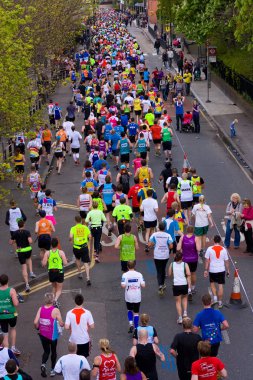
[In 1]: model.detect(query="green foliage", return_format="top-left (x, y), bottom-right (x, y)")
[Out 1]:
top-left (234, 0), bottom-right (253, 51)
top-left (157, 0), bottom-right (176, 24)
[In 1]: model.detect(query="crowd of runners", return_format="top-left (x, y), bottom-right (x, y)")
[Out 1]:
top-left (4, 6), bottom-right (253, 380)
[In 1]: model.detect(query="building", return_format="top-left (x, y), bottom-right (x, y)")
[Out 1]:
top-left (147, 0), bottom-right (157, 25)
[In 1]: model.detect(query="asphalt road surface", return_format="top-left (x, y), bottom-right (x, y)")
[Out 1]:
top-left (1, 15), bottom-right (253, 380)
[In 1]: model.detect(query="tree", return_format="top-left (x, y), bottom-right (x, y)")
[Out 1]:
top-left (234, 0), bottom-right (253, 51)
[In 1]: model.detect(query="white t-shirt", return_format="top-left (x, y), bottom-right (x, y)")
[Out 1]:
top-left (124, 95), bottom-right (134, 106)
top-left (192, 204), bottom-right (212, 227)
top-left (54, 354), bottom-right (90, 380)
top-left (205, 245), bottom-right (228, 273)
top-left (121, 270), bottom-right (145, 303)
top-left (166, 176), bottom-right (182, 186)
top-left (65, 307), bottom-right (94, 344)
top-left (69, 131), bottom-right (82, 149)
top-left (140, 198), bottom-right (158, 222)
top-left (142, 99), bottom-right (151, 113)
top-left (150, 231), bottom-right (173, 259)
top-left (63, 121), bottom-right (74, 138)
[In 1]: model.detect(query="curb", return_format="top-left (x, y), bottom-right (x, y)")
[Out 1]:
top-left (190, 87), bottom-right (253, 179)
top-left (14, 260), bottom-right (76, 293)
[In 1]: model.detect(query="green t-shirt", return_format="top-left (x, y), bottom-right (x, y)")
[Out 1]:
top-left (120, 234), bottom-right (135, 261)
top-left (162, 128), bottom-right (172, 142)
top-left (85, 209), bottom-right (106, 226)
top-left (112, 204), bottom-right (132, 221)
top-left (145, 113), bottom-right (155, 126)
top-left (70, 224), bottom-right (90, 247)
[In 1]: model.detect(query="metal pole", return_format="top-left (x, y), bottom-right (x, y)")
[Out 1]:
top-left (206, 40), bottom-right (211, 103)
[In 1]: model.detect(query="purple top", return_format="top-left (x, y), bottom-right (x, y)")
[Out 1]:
top-left (182, 235), bottom-right (198, 263)
top-left (126, 372), bottom-right (142, 380)
top-left (192, 104), bottom-right (199, 117)
top-left (39, 305), bottom-right (59, 341)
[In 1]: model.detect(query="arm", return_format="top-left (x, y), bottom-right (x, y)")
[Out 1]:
top-left (28, 236), bottom-right (33, 245)
top-left (204, 258), bottom-right (210, 277)
top-left (161, 193), bottom-right (167, 204)
top-left (225, 259), bottom-right (230, 275)
top-left (134, 236), bottom-right (139, 250)
top-left (220, 368), bottom-right (228, 378)
top-left (53, 308), bottom-right (64, 327)
top-left (221, 319), bottom-right (229, 330)
top-left (185, 263), bottom-right (191, 289)
top-left (208, 212), bottom-right (214, 227)
top-left (168, 263), bottom-right (173, 277)
top-left (35, 222), bottom-right (39, 234)
top-left (91, 356), bottom-right (101, 377)
top-left (69, 232), bottom-right (73, 243)
top-left (41, 251), bottom-right (49, 267)
top-left (191, 375), bottom-right (198, 380)
top-left (115, 235), bottom-right (122, 249)
top-left (170, 348), bottom-right (177, 358)
top-left (10, 288), bottom-right (19, 307)
top-left (177, 235), bottom-right (183, 252)
top-left (153, 344), bottom-right (165, 361)
top-left (34, 307), bottom-right (41, 329)
top-left (195, 237), bottom-right (201, 252)
top-left (60, 250), bottom-right (68, 266)
top-left (115, 354), bottom-right (121, 373)
top-left (129, 345), bottom-right (137, 358)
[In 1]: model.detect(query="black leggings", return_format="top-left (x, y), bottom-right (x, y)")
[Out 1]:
top-left (39, 334), bottom-right (58, 368)
top-left (154, 259), bottom-right (169, 286)
top-left (91, 227), bottom-right (102, 254)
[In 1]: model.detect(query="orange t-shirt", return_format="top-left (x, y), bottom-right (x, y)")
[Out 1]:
top-left (37, 218), bottom-right (53, 235)
top-left (57, 130), bottom-right (67, 142)
top-left (150, 124), bottom-right (162, 140)
top-left (42, 129), bottom-right (52, 142)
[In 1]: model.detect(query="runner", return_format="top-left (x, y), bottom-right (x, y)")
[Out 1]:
top-left (85, 201), bottom-right (106, 263)
top-left (5, 200), bottom-right (27, 253)
top-left (38, 189), bottom-right (57, 225)
top-left (13, 148), bottom-right (25, 189)
top-left (42, 238), bottom-right (68, 306)
top-left (26, 165), bottom-right (41, 209)
top-left (69, 216), bottom-right (91, 285)
top-left (41, 124), bottom-right (52, 166)
top-left (35, 210), bottom-right (55, 260)
top-left (121, 261), bottom-right (145, 333)
top-left (140, 189), bottom-right (158, 253)
top-left (112, 197), bottom-right (133, 235)
top-left (91, 339), bottom-right (121, 379)
top-left (115, 223), bottom-right (139, 272)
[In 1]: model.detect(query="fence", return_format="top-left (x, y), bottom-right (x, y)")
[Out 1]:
top-left (213, 60), bottom-right (253, 102)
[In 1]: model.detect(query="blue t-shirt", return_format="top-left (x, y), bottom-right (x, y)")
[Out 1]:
top-left (164, 218), bottom-right (179, 242)
top-left (93, 159), bottom-right (110, 171)
top-left (193, 308), bottom-right (225, 344)
top-left (114, 125), bottom-right (124, 137)
top-left (121, 114), bottom-right (129, 127)
top-left (110, 134), bottom-right (121, 150)
top-left (143, 71), bottom-right (150, 81)
top-left (128, 122), bottom-right (138, 136)
top-left (81, 178), bottom-right (98, 189)
top-left (104, 124), bottom-right (113, 141)
top-left (175, 101), bottom-right (184, 115)
top-left (101, 183), bottom-right (116, 205)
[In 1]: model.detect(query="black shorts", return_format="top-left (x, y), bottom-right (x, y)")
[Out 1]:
top-left (129, 136), bottom-right (136, 143)
top-left (39, 147), bottom-right (43, 156)
top-left (187, 261), bottom-right (198, 273)
top-left (105, 204), bottom-right (114, 213)
top-left (71, 148), bottom-right (80, 154)
top-left (209, 271), bottom-right (225, 285)
top-left (140, 151), bottom-right (147, 159)
top-left (30, 157), bottom-right (39, 164)
top-left (132, 206), bottom-right (140, 213)
top-left (73, 246), bottom-right (90, 263)
top-left (38, 234), bottom-right (51, 250)
top-left (112, 149), bottom-right (120, 157)
top-left (77, 342), bottom-right (90, 358)
top-left (153, 139), bottom-right (161, 145)
top-left (15, 165), bottom-right (24, 173)
top-left (181, 201), bottom-right (192, 209)
top-left (170, 240), bottom-right (177, 254)
top-left (55, 152), bottom-right (63, 159)
top-left (17, 250), bottom-right (32, 265)
top-left (135, 110), bottom-right (141, 116)
top-left (173, 285), bottom-right (188, 296)
top-left (44, 141), bottom-right (51, 154)
top-left (48, 271), bottom-right (64, 283)
top-left (126, 302), bottom-right (141, 313)
top-left (80, 210), bottom-right (88, 219)
top-left (49, 115), bottom-right (55, 125)
top-left (0, 317), bottom-right (17, 333)
top-left (162, 141), bottom-right (172, 150)
top-left (120, 153), bottom-right (130, 163)
top-left (144, 220), bottom-right (157, 229)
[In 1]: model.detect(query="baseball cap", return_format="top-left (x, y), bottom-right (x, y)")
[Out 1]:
top-left (120, 165), bottom-right (126, 169)
top-left (143, 179), bottom-right (148, 184)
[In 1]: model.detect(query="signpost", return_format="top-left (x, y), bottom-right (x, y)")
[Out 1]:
top-left (206, 42), bottom-right (217, 103)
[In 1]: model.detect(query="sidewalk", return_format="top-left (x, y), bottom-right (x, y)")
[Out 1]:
top-left (141, 25), bottom-right (253, 177)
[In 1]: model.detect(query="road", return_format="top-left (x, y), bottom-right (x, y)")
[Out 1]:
top-left (0, 15), bottom-right (253, 380)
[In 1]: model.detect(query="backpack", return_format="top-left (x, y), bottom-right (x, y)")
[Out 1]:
top-left (92, 152), bottom-right (99, 165)
top-left (120, 170), bottom-right (130, 194)
top-left (169, 176), bottom-right (179, 187)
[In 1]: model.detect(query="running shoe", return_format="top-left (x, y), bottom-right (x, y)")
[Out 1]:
top-left (177, 316), bottom-right (183, 324)
top-left (53, 300), bottom-right (60, 308)
top-left (41, 364), bottom-right (47, 378)
top-left (11, 346), bottom-right (21, 356)
top-left (191, 288), bottom-right (197, 295)
top-left (108, 228), bottom-right (112, 237)
top-left (158, 286), bottom-right (164, 296)
top-left (17, 183), bottom-right (20, 188)
top-left (188, 293), bottom-right (193, 302)
top-left (95, 255), bottom-right (100, 263)
top-left (30, 272), bottom-right (36, 279)
top-left (183, 311), bottom-right (188, 318)
top-left (87, 280), bottom-right (91, 286)
top-left (50, 370), bottom-right (56, 377)
top-left (128, 325), bottom-right (134, 334)
top-left (78, 273), bottom-right (83, 279)
top-left (19, 183), bottom-right (23, 189)
top-left (25, 284), bottom-right (31, 293)
top-left (161, 284), bottom-right (166, 291)
top-left (145, 244), bottom-right (149, 253)
top-left (218, 302), bottom-right (223, 309)
top-left (17, 293), bottom-right (24, 303)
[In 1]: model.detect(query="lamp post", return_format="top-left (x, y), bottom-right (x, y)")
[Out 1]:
top-left (206, 40), bottom-right (211, 103)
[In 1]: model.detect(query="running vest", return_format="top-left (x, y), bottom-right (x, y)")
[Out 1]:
top-left (137, 325), bottom-right (155, 343)
top-left (178, 180), bottom-right (193, 202)
top-left (85, 180), bottom-right (96, 195)
top-left (182, 235), bottom-right (198, 263)
top-left (98, 170), bottom-right (108, 186)
top-left (120, 234), bottom-right (135, 261)
top-left (137, 139), bottom-right (147, 153)
top-left (120, 138), bottom-right (130, 154)
top-left (79, 194), bottom-right (91, 211)
top-left (48, 249), bottom-right (63, 271)
top-left (138, 167), bottom-right (150, 186)
top-left (174, 210), bottom-right (184, 232)
top-left (114, 193), bottom-right (125, 206)
top-left (8, 208), bottom-right (22, 231)
top-left (39, 305), bottom-right (59, 341)
top-left (4, 375), bottom-right (22, 380)
top-left (37, 218), bottom-right (52, 235)
top-left (71, 224), bottom-right (89, 248)
top-left (167, 191), bottom-right (176, 211)
top-left (162, 128), bottom-right (172, 142)
top-left (102, 183), bottom-right (114, 205)
top-left (14, 153), bottom-right (24, 166)
top-left (191, 176), bottom-right (202, 195)
top-left (0, 288), bottom-right (17, 320)
top-left (98, 353), bottom-right (117, 380)
top-left (99, 141), bottom-right (107, 156)
top-left (55, 143), bottom-right (63, 153)
top-left (29, 172), bottom-right (41, 192)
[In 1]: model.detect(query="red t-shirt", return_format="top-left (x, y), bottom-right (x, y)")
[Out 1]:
top-left (191, 357), bottom-right (225, 379)
top-left (150, 125), bottom-right (162, 140)
top-left (128, 184), bottom-right (143, 208)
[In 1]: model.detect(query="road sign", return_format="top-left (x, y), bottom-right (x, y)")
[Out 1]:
top-left (208, 46), bottom-right (217, 63)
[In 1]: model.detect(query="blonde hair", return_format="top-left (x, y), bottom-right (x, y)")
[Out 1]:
top-left (140, 313), bottom-right (150, 326)
top-left (99, 339), bottom-right (113, 354)
top-left (230, 193), bottom-right (241, 202)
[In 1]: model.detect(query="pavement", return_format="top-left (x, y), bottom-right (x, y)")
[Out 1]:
top-left (141, 24), bottom-right (253, 178)
top-left (1, 15), bottom-right (253, 380)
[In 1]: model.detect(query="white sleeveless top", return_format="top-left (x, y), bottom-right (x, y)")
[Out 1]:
top-left (173, 262), bottom-right (187, 286)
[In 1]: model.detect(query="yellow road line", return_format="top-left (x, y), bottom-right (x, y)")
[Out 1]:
top-left (20, 245), bottom-right (95, 296)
